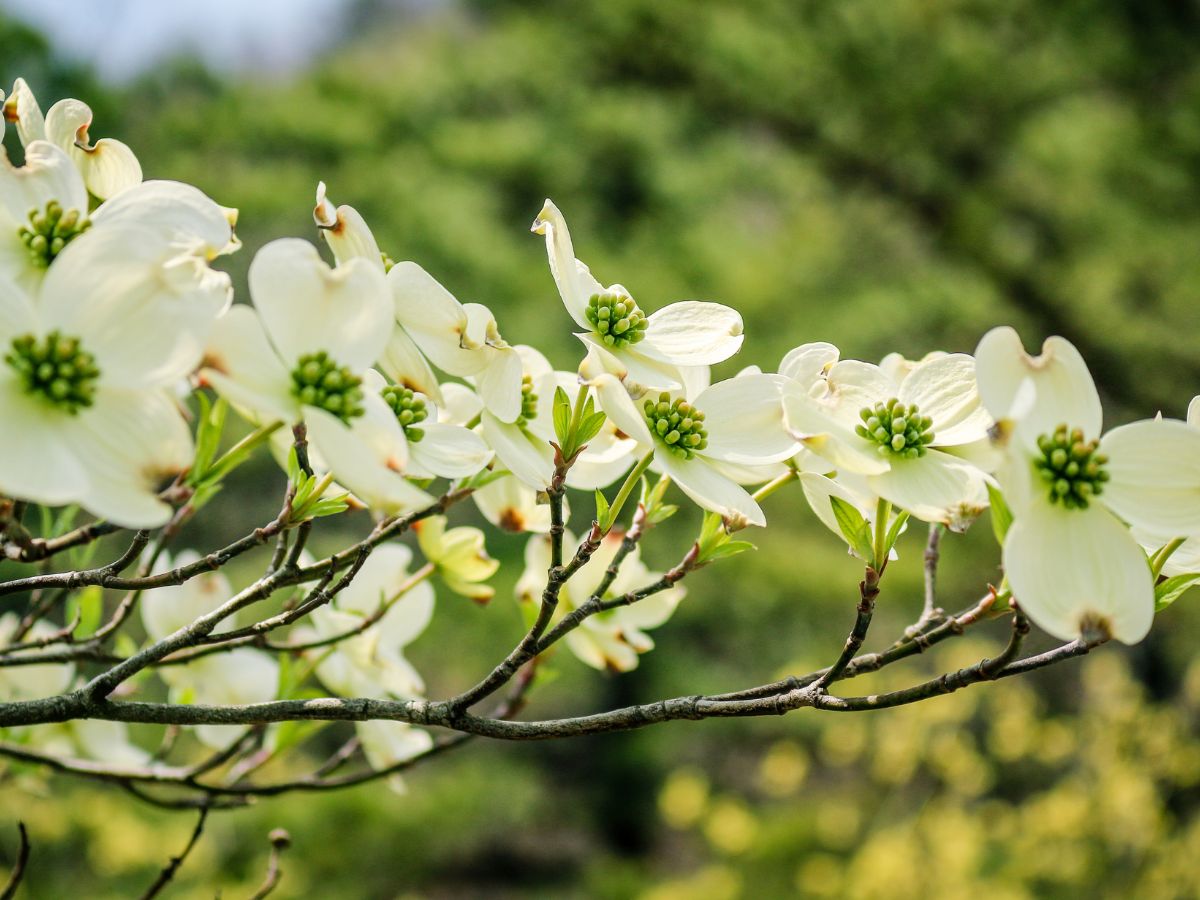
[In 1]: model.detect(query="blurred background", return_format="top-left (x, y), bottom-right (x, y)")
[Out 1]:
top-left (3, 0), bottom-right (1200, 896)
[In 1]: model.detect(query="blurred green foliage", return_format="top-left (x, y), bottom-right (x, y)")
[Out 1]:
top-left (3, 0), bottom-right (1200, 896)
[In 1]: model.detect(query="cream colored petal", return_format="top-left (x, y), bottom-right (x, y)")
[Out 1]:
top-left (867, 449), bottom-right (988, 530)
top-left (779, 342), bottom-right (840, 387)
top-left (1004, 502), bottom-right (1153, 645)
top-left (480, 414), bottom-right (555, 490)
top-left (974, 326), bottom-right (1101, 448)
top-left (45, 98), bottom-right (142, 199)
top-left (1188, 396), bottom-right (1199, 428)
top-left (820, 360), bottom-right (893, 426)
top-left (695, 373), bottom-right (798, 465)
top-left (1101, 418), bottom-right (1200, 538)
top-left (578, 335), bottom-right (684, 393)
top-left (473, 475), bottom-right (553, 533)
top-left (199, 305), bottom-right (296, 425)
top-left (313, 181), bottom-right (382, 267)
top-left (71, 388), bottom-right (192, 528)
top-left (473, 347), bottom-right (524, 424)
top-left (358, 720), bottom-right (434, 771)
top-left (437, 382), bottom-right (483, 425)
top-left (387, 262), bottom-right (489, 375)
top-left (531, 199), bottom-right (601, 328)
top-left (0, 140), bottom-right (88, 228)
top-left (409, 422), bottom-right (492, 479)
top-left (582, 368), bottom-right (653, 446)
top-left (377, 326), bottom-right (444, 405)
top-left (5, 78), bottom-right (45, 145)
top-left (250, 239), bottom-right (392, 370)
top-left (897, 353), bottom-right (992, 446)
top-left (782, 382), bottom-right (890, 476)
top-left (376, 579), bottom-right (435, 651)
top-left (656, 452), bottom-right (765, 527)
top-left (639, 301), bottom-right (744, 366)
top-left (0, 373), bottom-right (88, 507)
top-left (92, 180), bottom-right (234, 255)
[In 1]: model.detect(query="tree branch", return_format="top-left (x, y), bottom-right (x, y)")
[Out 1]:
top-left (137, 807), bottom-right (208, 900)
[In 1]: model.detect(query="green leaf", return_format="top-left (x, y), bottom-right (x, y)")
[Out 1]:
top-left (189, 393), bottom-right (226, 484)
top-left (829, 496), bottom-right (876, 563)
top-left (594, 489), bottom-right (611, 531)
top-left (987, 482), bottom-right (1012, 545)
top-left (552, 386), bottom-right (572, 447)
top-left (883, 511), bottom-right (910, 560)
top-left (1155, 573), bottom-right (1200, 611)
top-left (647, 503), bottom-right (678, 525)
top-left (286, 446), bottom-right (303, 485)
top-left (576, 411), bottom-right (608, 446)
top-left (700, 540), bottom-right (756, 563)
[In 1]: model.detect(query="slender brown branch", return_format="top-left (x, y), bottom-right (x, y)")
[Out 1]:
top-left (6, 520), bottom-right (123, 564)
top-left (0, 823), bottom-right (30, 900)
top-left (813, 566), bottom-right (880, 691)
top-left (137, 807), bottom-right (208, 900)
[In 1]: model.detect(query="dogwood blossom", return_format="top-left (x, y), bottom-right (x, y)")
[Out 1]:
top-left (533, 200), bottom-right (743, 392)
top-left (3, 78), bottom-right (142, 199)
top-left (783, 352), bottom-right (992, 529)
top-left (415, 516), bottom-right (499, 602)
top-left (975, 327), bottom-right (1200, 644)
top-left (583, 351), bottom-right (797, 526)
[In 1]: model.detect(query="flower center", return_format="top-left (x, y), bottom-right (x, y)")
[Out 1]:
top-left (5, 331), bottom-right (100, 414)
top-left (516, 375), bottom-right (538, 427)
top-left (587, 290), bottom-right (648, 349)
top-left (856, 399), bottom-right (935, 459)
top-left (290, 352), bottom-right (364, 423)
top-left (1034, 424), bottom-right (1109, 510)
top-left (18, 201), bottom-right (92, 269)
top-left (381, 385), bottom-right (428, 442)
top-left (643, 392), bottom-right (707, 460)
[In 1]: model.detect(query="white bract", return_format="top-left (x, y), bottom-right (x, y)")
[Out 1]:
top-left (533, 200), bottom-right (744, 392)
top-left (975, 327), bottom-right (1200, 644)
top-left (516, 530), bottom-right (685, 672)
top-left (583, 350), bottom-right (797, 526)
top-left (389, 262), bottom-right (523, 422)
top-left (783, 351), bottom-right (992, 529)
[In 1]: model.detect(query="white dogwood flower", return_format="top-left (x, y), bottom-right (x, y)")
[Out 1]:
top-left (3, 77), bottom-right (141, 199)
top-left (583, 351), bottom-right (797, 526)
top-left (516, 529), bottom-right (685, 672)
top-left (415, 516), bottom-right (499, 603)
top-left (201, 239), bottom-right (433, 513)
top-left (783, 352), bottom-right (992, 529)
top-left (975, 327), bottom-right (1200, 644)
top-left (532, 200), bottom-right (743, 391)
top-left (0, 275), bottom-right (192, 526)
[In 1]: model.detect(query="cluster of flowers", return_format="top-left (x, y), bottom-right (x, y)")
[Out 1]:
top-left (2, 81), bottom-right (1199, 773)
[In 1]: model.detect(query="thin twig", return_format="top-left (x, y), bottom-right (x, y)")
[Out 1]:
top-left (813, 566), bottom-right (880, 690)
top-left (137, 807), bottom-right (208, 900)
top-left (0, 822), bottom-right (30, 900)
top-left (248, 830), bottom-right (291, 900)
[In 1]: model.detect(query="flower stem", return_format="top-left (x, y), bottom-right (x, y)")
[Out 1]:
top-left (872, 497), bottom-right (892, 571)
top-left (752, 468), bottom-right (798, 502)
top-left (1150, 537), bottom-right (1187, 578)
top-left (602, 451), bottom-right (655, 533)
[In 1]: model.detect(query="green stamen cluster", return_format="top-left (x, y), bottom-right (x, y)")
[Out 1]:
top-left (856, 399), bottom-right (935, 459)
top-left (517, 375), bottom-right (538, 427)
top-left (17, 201), bottom-right (91, 268)
top-left (1034, 424), bottom-right (1109, 510)
top-left (290, 352), bottom-right (364, 423)
top-left (643, 392), bottom-right (707, 460)
top-left (5, 331), bottom-right (100, 414)
top-left (586, 291), bottom-right (648, 348)
top-left (381, 385), bottom-right (428, 442)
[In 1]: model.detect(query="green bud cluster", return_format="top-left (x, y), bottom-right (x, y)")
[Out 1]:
top-left (517, 375), bottom-right (538, 427)
top-left (381, 385), bottom-right (428, 442)
top-left (586, 291), bottom-right (648, 348)
top-left (643, 392), bottom-right (708, 460)
top-left (856, 399), bottom-right (935, 459)
top-left (1035, 424), bottom-right (1109, 510)
top-left (290, 352), bottom-right (364, 423)
top-left (6, 331), bottom-right (100, 414)
top-left (17, 200), bottom-right (91, 268)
